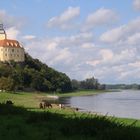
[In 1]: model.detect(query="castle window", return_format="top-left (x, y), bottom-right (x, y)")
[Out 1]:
top-left (11, 43), bottom-right (13, 46)
top-left (15, 43), bottom-right (18, 47)
top-left (12, 49), bottom-right (14, 52)
top-left (5, 54), bottom-right (7, 56)
top-left (7, 42), bottom-right (9, 46)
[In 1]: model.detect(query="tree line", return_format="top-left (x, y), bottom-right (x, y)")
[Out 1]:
top-left (71, 77), bottom-right (106, 91)
top-left (0, 53), bottom-right (105, 93)
top-left (106, 84), bottom-right (140, 90)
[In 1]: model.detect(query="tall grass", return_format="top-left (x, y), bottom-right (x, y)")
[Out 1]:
top-left (0, 103), bottom-right (140, 140)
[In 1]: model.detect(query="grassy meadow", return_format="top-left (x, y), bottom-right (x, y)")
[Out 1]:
top-left (0, 91), bottom-right (140, 140)
top-left (0, 90), bottom-right (107, 108)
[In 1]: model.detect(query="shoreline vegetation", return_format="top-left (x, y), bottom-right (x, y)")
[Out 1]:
top-left (56, 89), bottom-right (108, 97)
top-left (0, 91), bottom-right (140, 139)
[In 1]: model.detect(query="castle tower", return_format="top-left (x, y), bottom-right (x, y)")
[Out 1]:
top-left (0, 24), bottom-right (25, 62)
top-left (0, 24), bottom-right (7, 40)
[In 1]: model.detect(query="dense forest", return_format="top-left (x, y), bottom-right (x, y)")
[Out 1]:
top-left (0, 53), bottom-right (72, 92)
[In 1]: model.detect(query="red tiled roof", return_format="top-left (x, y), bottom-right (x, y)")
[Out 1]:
top-left (0, 39), bottom-right (21, 48)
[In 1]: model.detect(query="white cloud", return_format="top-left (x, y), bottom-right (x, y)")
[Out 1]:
top-left (83, 8), bottom-right (118, 31)
top-left (24, 37), bottom-right (77, 67)
top-left (47, 7), bottom-right (80, 29)
top-left (129, 61), bottom-right (140, 67)
top-left (87, 48), bottom-right (137, 67)
top-left (22, 35), bottom-right (36, 40)
top-left (0, 10), bottom-right (27, 40)
top-left (86, 60), bottom-right (100, 66)
top-left (52, 32), bottom-right (93, 47)
top-left (100, 17), bottom-right (140, 44)
top-left (81, 42), bottom-right (95, 49)
top-left (133, 0), bottom-right (140, 10)
top-left (99, 49), bottom-right (114, 61)
top-left (85, 46), bottom-right (140, 83)
top-left (49, 48), bottom-right (74, 65)
top-left (47, 42), bottom-right (58, 51)
top-left (0, 10), bottom-right (26, 28)
top-left (6, 27), bottom-right (20, 39)
top-left (100, 26), bottom-right (123, 43)
top-left (127, 33), bottom-right (140, 45)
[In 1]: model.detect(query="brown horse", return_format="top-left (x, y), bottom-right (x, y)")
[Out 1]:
top-left (39, 102), bottom-right (44, 109)
top-left (43, 101), bottom-right (52, 109)
top-left (6, 100), bottom-right (13, 105)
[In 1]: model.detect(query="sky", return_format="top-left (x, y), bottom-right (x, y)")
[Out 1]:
top-left (0, 0), bottom-right (140, 84)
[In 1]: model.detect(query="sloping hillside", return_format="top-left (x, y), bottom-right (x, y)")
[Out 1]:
top-left (0, 53), bottom-right (72, 92)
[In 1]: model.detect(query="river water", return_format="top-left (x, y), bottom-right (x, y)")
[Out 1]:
top-left (58, 90), bottom-right (140, 119)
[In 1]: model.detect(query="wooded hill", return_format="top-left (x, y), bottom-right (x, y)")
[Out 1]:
top-left (0, 53), bottom-right (72, 92)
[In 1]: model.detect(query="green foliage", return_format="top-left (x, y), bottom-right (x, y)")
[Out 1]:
top-left (0, 77), bottom-right (15, 91)
top-left (0, 103), bottom-right (140, 140)
top-left (0, 53), bottom-right (72, 93)
top-left (72, 77), bottom-right (106, 90)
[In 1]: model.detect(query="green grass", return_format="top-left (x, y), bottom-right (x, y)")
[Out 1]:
top-left (0, 91), bottom-right (140, 140)
top-left (0, 104), bottom-right (140, 140)
top-left (0, 92), bottom-right (48, 108)
top-left (0, 90), bottom-right (107, 107)
top-left (56, 89), bottom-right (108, 97)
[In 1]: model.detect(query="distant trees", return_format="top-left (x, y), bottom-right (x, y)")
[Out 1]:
top-left (106, 84), bottom-right (140, 90)
top-left (71, 77), bottom-right (106, 91)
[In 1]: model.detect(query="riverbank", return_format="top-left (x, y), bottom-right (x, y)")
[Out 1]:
top-left (0, 90), bottom-right (107, 107)
top-left (0, 103), bottom-right (140, 140)
top-left (0, 91), bottom-right (140, 122)
top-left (0, 91), bottom-right (140, 139)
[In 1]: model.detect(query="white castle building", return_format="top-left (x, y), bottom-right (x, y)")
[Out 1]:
top-left (0, 24), bottom-right (25, 62)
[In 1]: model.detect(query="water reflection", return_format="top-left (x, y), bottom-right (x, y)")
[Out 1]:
top-left (58, 90), bottom-right (140, 119)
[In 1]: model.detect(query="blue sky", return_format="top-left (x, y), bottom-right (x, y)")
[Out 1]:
top-left (0, 0), bottom-right (140, 84)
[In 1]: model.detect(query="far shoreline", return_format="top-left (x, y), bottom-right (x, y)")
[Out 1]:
top-left (55, 89), bottom-right (111, 97)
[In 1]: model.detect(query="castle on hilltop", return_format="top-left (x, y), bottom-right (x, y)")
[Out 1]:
top-left (0, 24), bottom-right (25, 62)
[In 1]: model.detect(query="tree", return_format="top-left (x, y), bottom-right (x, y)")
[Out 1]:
top-left (80, 77), bottom-right (100, 90)
top-left (0, 77), bottom-right (15, 91)
top-left (71, 79), bottom-right (80, 90)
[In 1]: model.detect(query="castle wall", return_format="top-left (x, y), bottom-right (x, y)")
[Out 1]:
top-left (0, 46), bottom-right (25, 62)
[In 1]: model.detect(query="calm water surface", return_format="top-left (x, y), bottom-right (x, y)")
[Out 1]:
top-left (59, 90), bottom-right (140, 119)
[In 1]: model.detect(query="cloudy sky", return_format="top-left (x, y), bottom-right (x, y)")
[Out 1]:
top-left (1, 0), bottom-right (140, 84)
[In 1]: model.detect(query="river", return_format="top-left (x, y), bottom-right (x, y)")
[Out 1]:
top-left (58, 90), bottom-right (140, 119)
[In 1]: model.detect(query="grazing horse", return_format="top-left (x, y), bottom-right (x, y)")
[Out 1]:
top-left (43, 101), bottom-right (52, 109)
top-left (6, 100), bottom-right (13, 105)
top-left (75, 108), bottom-right (79, 111)
top-left (59, 104), bottom-right (64, 109)
top-left (39, 102), bottom-right (44, 109)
